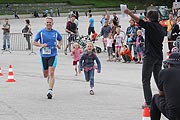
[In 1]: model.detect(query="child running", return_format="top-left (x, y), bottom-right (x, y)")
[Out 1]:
top-left (114, 27), bottom-right (125, 62)
top-left (71, 43), bottom-right (83, 76)
top-left (79, 42), bottom-right (101, 95)
top-left (106, 33), bottom-right (113, 61)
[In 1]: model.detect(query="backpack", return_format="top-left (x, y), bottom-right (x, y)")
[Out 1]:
top-left (22, 25), bottom-right (29, 33)
top-left (22, 27), bottom-right (28, 33)
top-left (22, 25), bottom-right (32, 37)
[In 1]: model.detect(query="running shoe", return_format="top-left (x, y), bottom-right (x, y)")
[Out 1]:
top-left (64, 50), bottom-right (67, 55)
top-left (1, 48), bottom-right (5, 50)
top-left (47, 90), bottom-right (53, 99)
top-left (89, 89), bottom-right (94, 95)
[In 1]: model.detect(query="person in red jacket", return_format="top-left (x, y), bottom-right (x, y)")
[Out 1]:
top-left (120, 45), bottom-right (133, 63)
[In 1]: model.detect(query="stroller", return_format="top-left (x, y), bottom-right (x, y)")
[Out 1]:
top-left (74, 35), bottom-right (102, 53)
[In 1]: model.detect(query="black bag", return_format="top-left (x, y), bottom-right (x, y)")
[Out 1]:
top-left (22, 27), bottom-right (28, 33)
top-left (22, 25), bottom-right (32, 37)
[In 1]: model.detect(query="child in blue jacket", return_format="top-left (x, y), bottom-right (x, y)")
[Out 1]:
top-left (79, 42), bottom-right (101, 95)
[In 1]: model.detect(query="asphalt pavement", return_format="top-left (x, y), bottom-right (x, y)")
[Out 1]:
top-left (0, 12), bottom-right (168, 120)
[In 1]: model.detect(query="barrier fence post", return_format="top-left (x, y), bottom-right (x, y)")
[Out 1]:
top-left (59, 33), bottom-right (68, 53)
top-left (29, 35), bottom-right (36, 55)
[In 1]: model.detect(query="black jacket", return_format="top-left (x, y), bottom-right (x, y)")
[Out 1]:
top-left (138, 19), bottom-right (165, 60)
top-left (171, 24), bottom-right (179, 41)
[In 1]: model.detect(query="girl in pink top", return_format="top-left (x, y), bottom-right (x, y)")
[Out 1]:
top-left (71, 43), bottom-right (83, 76)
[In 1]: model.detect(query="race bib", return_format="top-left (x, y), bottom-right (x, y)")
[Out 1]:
top-left (42, 47), bottom-right (51, 54)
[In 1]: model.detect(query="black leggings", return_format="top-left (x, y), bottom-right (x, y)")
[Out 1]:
top-left (122, 54), bottom-right (130, 62)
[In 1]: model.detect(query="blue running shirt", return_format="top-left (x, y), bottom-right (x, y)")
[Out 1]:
top-left (89, 18), bottom-right (94, 27)
top-left (34, 28), bottom-right (62, 57)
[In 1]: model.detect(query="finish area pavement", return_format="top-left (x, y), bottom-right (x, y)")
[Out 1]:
top-left (0, 13), bottom-right (168, 120)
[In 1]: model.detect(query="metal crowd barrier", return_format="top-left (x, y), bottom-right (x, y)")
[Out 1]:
top-left (2, 33), bottom-right (69, 54)
top-left (10, 33), bottom-right (31, 50)
top-left (3, 33), bottom-right (36, 55)
top-left (60, 33), bottom-right (68, 52)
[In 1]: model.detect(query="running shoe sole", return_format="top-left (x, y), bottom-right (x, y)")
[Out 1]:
top-left (47, 93), bottom-right (52, 99)
top-left (89, 90), bottom-right (94, 95)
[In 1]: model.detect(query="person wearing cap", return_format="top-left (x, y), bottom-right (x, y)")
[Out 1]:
top-left (150, 52), bottom-right (180, 120)
top-left (33, 17), bottom-right (63, 99)
top-left (64, 14), bottom-right (78, 55)
top-left (124, 8), bottom-right (165, 108)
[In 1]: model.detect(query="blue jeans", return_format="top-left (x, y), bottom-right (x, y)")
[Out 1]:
top-left (128, 43), bottom-right (137, 58)
top-left (84, 69), bottom-right (94, 88)
top-left (3, 34), bottom-right (10, 49)
top-left (142, 55), bottom-right (162, 105)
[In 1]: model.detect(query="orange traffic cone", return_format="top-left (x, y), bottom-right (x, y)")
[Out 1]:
top-left (6, 65), bottom-right (16, 82)
top-left (142, 107), bottom-right (150, 120)
top-left (0, 67), bottom-right (3, 76)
